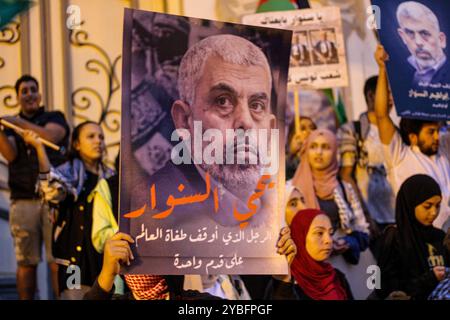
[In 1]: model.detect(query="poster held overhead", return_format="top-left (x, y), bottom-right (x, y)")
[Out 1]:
top-left (371, 0), bottom-right (450, 121)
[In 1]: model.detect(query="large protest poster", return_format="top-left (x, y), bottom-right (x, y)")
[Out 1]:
top-left (120, 8), bottom-right (292, 275)
top-left (372, 0), bottom-right (450, 121)
top-left (242, 7), bottom-right (349, 89)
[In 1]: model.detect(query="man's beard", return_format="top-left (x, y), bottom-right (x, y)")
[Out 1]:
top-left (415, 49), bottom-right (438, 69)
top-left (198, 142), bottom-right (262, 199)
top-left (418, 139), bottom-right (439, 156)
top-left (200, 162), bottom-right (261, 198)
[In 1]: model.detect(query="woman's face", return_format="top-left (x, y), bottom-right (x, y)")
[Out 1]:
top-left (307, 135), bottom-right (334, 171)
top-left (75, 123), bottom-right (105, 162)
top-left (305, 214), bottom-right (334, 261)
top-left (415, 195), bottom-right (441, 226)
top-left (288, 118), bottom-right (316, 156)
top-left (299, 118), bottom-right (316, 142)
top-left (286, 189), bottom-right (306, 226)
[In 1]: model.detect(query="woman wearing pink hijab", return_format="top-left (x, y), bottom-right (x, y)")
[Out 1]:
top-left (292, 129), bottom-right (375, 299)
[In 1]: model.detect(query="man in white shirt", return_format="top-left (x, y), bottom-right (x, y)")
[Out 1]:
top-left (374, 44), bottom-right (450, 231)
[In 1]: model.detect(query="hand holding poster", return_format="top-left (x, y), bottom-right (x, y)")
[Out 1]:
top-left (372, 0), bottom-right (450, 121)
top-left (120, 9), bottom-right (292, 275)
top-left (242, 7), bottom-right (349, 90)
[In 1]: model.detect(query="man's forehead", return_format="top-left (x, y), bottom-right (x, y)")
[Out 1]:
top-left (200, 55), bottom-right (271, 87)
top-left (421, 123), bottom-right (440, 131)
top-left (400, 16), bottom-right (439, 32)
top-left (19, 81), bottom-right (37, 90)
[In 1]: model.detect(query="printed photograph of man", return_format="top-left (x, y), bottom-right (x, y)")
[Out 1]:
top-left (290, 31), bottom-right (311, 67)
top-left (311, 29), bottom-right (339, 65)
top-left (120, 11), bottom-right (291, 273)
top-left (145, 33), bottom-right (278, 229)
top-left (396, 1), bottom-right (450, 87)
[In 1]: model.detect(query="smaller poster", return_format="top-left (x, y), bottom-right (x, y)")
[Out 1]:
top-left (242, 6), bottom-right (349, 90)
top-left (372, 0), bottom-right (450, 121)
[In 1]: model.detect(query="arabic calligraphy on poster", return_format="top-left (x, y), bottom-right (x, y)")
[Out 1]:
top-left (242, 7), bottom-right (349, 89)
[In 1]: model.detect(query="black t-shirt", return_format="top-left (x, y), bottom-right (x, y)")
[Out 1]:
top-left (5, 107), bottom-right (70, 199)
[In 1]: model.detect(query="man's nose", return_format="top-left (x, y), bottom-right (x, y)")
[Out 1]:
top-left (233, 101), bottom-right (254, 130)
top-left (415, 34), bottom-right (425, 47)
top-left (434, 131), bottom-right (440, 139)
top-left (94, 136), bottom-right (102, 144)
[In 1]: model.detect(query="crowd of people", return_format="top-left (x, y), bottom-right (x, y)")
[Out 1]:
top-left (0, 43), bottom-right (449, 300)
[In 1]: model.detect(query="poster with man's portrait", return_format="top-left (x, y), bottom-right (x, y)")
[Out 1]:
top-left (242, 7), bottom-right (348, 89)
top-left (372, 0), bottom-right (450, 121)
top-left (120, 9), bottom-right (292, 275)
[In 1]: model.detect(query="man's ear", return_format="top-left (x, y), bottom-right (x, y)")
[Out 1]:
top-left (408, 133), bottom-right (418, 146)
top-left (398, 28), bottom-right (407, 45)
top-left (439, 32), bottom-right (446, 49)
top-left (171, 100), bottom-right (192, 131)
top-left (269, 113), bottom-right (277, 130)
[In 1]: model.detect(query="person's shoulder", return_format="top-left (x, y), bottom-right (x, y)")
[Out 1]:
top-left (148, 161), bottom-right (189, 184)
top-left (41, 109), bottom-right (69, 126)
top-left (430, 227), bottom-right (446, 240)
top-left (337, 121), bottom-right (356, 137)
top-left (381, 224), bottom-right (399, 244)
top-left (41, 109), bottom-right (66, 119)
top-left (334, 268), bottom-right (348, 281)
top-left (139, 162), bottom-right (203, 202)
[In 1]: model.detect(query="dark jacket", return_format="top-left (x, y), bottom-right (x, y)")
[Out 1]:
top-left (375, 225), bottom-right (449, 300)
top-left (264, 270), bottom-right (354, 300)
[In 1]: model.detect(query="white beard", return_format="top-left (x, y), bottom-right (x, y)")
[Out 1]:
top-left (199, 162), bottom-right (260, 200)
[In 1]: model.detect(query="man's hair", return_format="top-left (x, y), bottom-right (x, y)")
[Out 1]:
top-left (364, 75), bottom-right (378, 106)
top-left (396, 1), bottom-right (440, 31)
top-left (399, 118), bottom-right (439, 145)
top-left (15, 75), bottom-right (39, 94)
top-left (177, 34), bottom-right (272, 106)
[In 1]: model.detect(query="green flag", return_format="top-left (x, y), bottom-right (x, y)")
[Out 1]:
top-left (323, 88), bottom-right (347, 126)
top-left (335, 91), bottom-right (348, 125)
top-left (0, 0), bottom-right (32, 29)
top-left (256, 0), bottom-right (296, 13)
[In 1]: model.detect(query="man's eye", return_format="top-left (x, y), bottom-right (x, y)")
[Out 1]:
top-left (250, 101), bottom-right (265, 113)
top-left (215, 96), bottom-right (232, 107)
top-left (420, 31), bottom-right (431, 38)
top-left (405, 29), bottom-right (415, 37)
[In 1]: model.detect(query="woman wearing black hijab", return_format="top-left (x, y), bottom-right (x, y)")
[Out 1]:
top-left (376, 174), bottom-right (449, 300)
